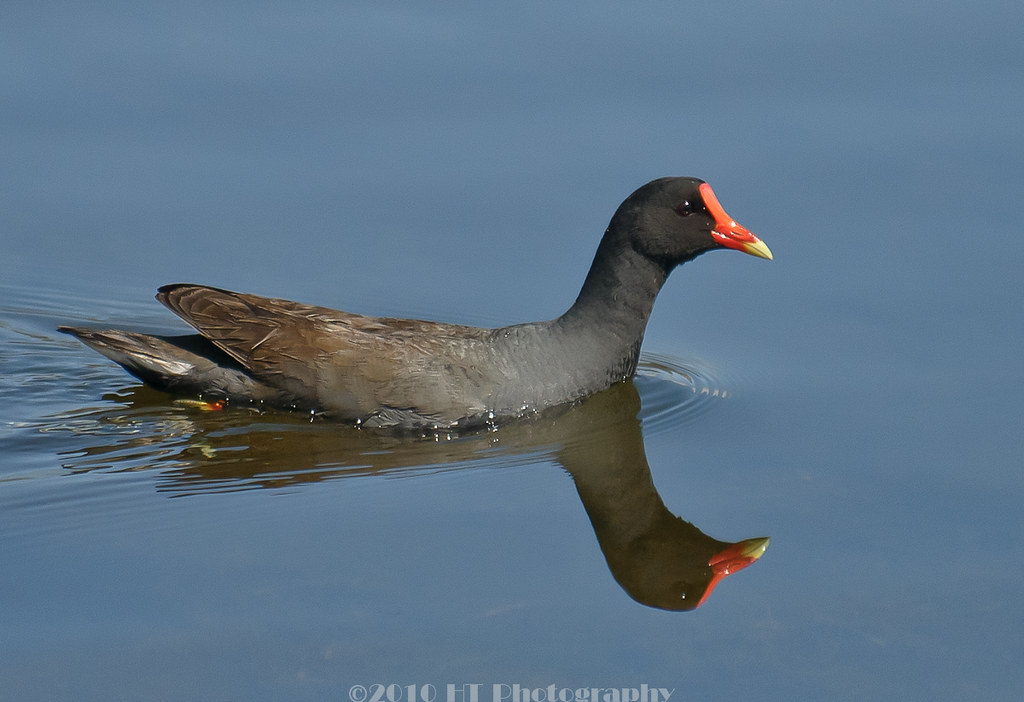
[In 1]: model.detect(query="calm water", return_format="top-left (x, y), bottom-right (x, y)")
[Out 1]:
top-left (2, 1), bottom-right (1022, 700)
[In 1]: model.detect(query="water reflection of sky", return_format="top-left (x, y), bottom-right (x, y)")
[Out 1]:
top-left (2, 1), bottom-right (1022, 700)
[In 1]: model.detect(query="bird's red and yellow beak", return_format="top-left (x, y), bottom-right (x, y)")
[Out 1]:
top-left (699, 183), bottom-right (773, 260)
top-left (695, 536), bottom-right (771, 608)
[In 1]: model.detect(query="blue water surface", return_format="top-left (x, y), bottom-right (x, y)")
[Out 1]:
top-left (2, 2), bottom-right (1022, 700)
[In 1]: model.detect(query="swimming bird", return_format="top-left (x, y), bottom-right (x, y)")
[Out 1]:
top-left (60, 177), bottom-right (771, 429)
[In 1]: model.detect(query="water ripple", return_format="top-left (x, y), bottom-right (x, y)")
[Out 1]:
top-left (2, 278), bottom-right (736, 498)
top-left (4, 348), bottom-right (733, 485)
top-left (634, 351), bottom-right (733, 436)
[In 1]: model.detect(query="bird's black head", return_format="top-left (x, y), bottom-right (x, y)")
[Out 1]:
top-left (611, 177), bottom-right (772, 270)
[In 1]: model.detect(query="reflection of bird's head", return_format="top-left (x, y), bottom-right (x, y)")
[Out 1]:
top-left (603, 513), bottom-right (769, 611)
top-left (553, 381), bottom-right (770, 611)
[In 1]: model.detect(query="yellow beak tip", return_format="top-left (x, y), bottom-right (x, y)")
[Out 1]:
top-left (743, 240), bottom-right (774, 260)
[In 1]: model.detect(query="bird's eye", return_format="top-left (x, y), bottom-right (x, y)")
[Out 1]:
top-left (675, 200), bottom-right (694, 217)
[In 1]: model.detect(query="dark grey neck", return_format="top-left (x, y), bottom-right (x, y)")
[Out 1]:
top-left (554, 230), bottom-right (670, 378)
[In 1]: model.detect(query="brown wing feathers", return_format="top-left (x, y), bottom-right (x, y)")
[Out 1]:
top-left (156, 284), bottom-right (325, 403)
top-left (154, 284), bottom-right (497, 418)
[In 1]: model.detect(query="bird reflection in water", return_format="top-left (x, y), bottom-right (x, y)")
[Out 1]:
top-left (60, 379), bottom-right (768, 611)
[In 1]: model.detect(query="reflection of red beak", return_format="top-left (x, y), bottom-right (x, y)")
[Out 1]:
top-left (696, 536), bottom-right (771, 608)
top-left (699, 183), bottom-right (773, 260)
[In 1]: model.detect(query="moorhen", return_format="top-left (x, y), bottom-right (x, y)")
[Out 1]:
top-left (60, 177), bottom-right (771, 429)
